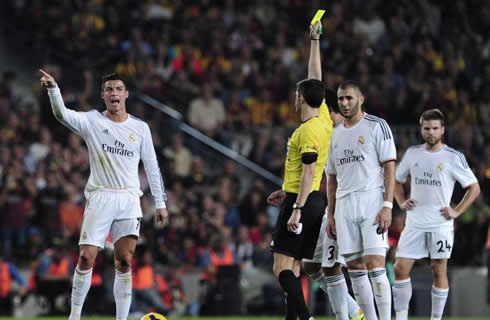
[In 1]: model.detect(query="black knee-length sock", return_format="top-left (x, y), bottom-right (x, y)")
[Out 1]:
top-left (279, 270), bottom-right (311, 320)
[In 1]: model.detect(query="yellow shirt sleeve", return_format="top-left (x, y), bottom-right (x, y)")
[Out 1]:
top-left (298, 124), bottom-right (320, 155)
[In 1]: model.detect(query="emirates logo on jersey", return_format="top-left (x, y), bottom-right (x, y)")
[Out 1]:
top-left (357, 136), bottom-right (365, 144)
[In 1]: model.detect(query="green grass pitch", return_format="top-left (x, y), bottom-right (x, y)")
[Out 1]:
top-left (1, 317), bottom-right (490, 320)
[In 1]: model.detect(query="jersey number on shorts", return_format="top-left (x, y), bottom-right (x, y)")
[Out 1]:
top-left (328, 245), bottom-right (335, 260)
top-left (436, 240), bottom-right (451, 253)
top-left (136, 219), bottom-right (141, 230)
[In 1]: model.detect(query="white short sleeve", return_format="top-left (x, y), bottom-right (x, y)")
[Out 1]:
top-left (326, 141), bottom-right (336, 175)
top-left (374, 119), bottom-right (396, 163)
top-left (451, 152), bottom-right (478, 188)
top-left (395, 149), bottom-right (410, 183)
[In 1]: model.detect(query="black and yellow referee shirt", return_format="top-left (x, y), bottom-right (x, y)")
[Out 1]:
top-left (282, 101), bottom-right (333, 193)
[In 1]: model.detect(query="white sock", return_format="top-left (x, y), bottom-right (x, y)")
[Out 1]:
top-left (393, 278), bottom-right (411, 320)
top-left (431, 286), bottom-right (449, 320)
top-left (69, 266), bottom-right (93, 320)
top-left (369, 268), bottom-right (392, 320)
top-left (308, 269), bottom-right (329, 293)
top-left (347, 293), bottom-right (362, 318)
top-left (326, 275), bottom-right (349, 320)
top-left (114, 270), bottom-right (132, 320)
top-left (349, 270), bottom-right (377, 320)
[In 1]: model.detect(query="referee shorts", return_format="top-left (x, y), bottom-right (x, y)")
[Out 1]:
top-left (271, 191), bottom-right (325, 260)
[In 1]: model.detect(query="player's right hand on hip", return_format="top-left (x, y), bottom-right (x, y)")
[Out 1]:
top-left (326, 218), bottom-right (337, 240)
top-left (267, 190), bottom-right (286, 206)
top-left (39, 69), bottom-right (57, 88)
top-left (155, 208), bottom-right (169, 228)
top-left (400, 199), bottom-right (416, 210)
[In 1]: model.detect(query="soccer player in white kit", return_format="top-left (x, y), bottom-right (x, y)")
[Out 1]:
top-left (326, 81), bottom-right (396, 320)
top-left (40, 69), bottom-right (169, 320)
top-left (392, 109), bottom-right (480, 320)
top-left (301, 21), bottom-right (362, 320)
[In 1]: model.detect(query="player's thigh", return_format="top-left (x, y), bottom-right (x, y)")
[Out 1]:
top-left (321, 221), bottom-right (343, 268)
top-left (429, 228), bottom-right (454, 259)
top-left (80, 192), bottom-right (118, 248)
top-left (360, 192), bottom-right (388, 252)
top-left (111, 218), bottom-right (141, 249)
top-left (396, 229), bottom-right (428, 259)
top-left (335, 197), bottom-right (363, 256)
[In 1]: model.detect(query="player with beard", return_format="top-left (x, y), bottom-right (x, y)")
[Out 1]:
top-left (301, 21), bottom-right (363, 320)
top-left (393, 109), bottom-right (480, 320)
top-left (40, 70), bottom-right (168, 320)
top-left (325, 80), bottom-right (396, 320)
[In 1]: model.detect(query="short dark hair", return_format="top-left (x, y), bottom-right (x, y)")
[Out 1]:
top-left (338, 80), bottom-right (363, 95)
top-left (419, 108), bottom-right (445, 126)
top-left (101, 73), bottom-right (126, 90)
top-left (296, 79), bottom-right (325, 108)
top-left (325, 87), bottom-right (339, 113)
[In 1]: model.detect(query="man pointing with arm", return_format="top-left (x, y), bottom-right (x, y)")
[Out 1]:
top-left (40, 69), bottom-right (168, 320)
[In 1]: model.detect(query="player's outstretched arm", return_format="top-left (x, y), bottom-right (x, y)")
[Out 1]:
top-left (39, 69), bottom-right (85, 135)
top-left (308, 21), bottom-right (322, 80)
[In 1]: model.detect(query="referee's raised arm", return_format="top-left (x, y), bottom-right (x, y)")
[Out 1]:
top-left (308, 21), bottom-right (322, 80)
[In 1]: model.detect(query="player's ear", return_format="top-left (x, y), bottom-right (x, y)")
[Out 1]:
top-left (441, 124), bottom-right (445, 135)
top-left (125, 90), bottom-right (129, 99)
top-left (359, 94), bottom-right (365, 105)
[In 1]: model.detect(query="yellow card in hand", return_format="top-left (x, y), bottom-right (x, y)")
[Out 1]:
top-left (311, 9), bottom-right (326, 24)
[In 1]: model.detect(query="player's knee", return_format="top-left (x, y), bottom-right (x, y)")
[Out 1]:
top-left (394, 262), bottom-right (408, 278)
top-left (323, 263), bottom-right (342, 277)
top-left (431, 262), bottom-right (446, 278)
top-left (303, 262), bottom-right (320, 275)
top-left (115, 252), bottom-right (133, 271)
top-left (79, 251), bottom-right (95, 268)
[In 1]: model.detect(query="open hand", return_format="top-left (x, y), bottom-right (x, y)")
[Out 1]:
top-left (374, 207), bottom-right (392, 234)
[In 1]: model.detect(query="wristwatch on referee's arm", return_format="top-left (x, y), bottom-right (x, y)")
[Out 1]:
top-left (292, 203), bottom-right (303, 211)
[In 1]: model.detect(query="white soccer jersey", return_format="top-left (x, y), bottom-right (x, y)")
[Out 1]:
top-left (326, 113), bottom-right (396, 199)
top-left (48, 87), bottom-right (167, 212)
top-left (396, 144), bottom-right (477, 230)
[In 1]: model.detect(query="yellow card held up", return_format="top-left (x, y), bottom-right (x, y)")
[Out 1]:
top-left (311, 9), bottom-right (326, 24)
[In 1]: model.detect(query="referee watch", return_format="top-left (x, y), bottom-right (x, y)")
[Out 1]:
top-left (292, 203), bottom-right (303, 211)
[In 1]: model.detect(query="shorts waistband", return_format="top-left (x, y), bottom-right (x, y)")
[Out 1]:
top-left (102, 186), bottom-right (128, 191)
top-left (337, 188), bottom-right (383, 199)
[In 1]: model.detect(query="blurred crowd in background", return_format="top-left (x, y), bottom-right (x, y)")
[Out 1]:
top-left (0, 0), bottom-right (489, 316)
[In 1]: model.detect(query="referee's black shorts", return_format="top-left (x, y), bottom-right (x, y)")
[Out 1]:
top-left (270, 191), bottom-right (325, 260)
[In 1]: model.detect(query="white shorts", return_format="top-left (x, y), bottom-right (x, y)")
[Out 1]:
top-left (335, 190), bottom-right (388, 257)
top-left (79, 189), bottom-right (142, 248)
top-left (396, 227), bottom-right (454, 260)
top-left (303, 213), bottom-right (345, 267)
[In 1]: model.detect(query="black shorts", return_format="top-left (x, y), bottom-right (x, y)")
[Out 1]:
top-left (271, 191), bottom-right (325, 260)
